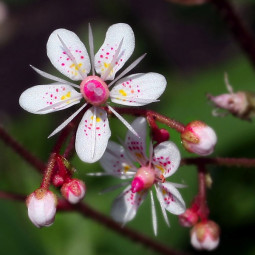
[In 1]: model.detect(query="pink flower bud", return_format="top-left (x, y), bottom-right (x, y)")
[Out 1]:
top-left (191, 221), bottom-right (220, 251)
top-left (61, 179), bottom-right (86, 204)
top-left (181, 121), bottom-right (217, 156)
top-left (52, 174), bottom-right (64, 187)
top-left (208, 92), bottom-right (249, 119)
top-left (152, 128), bottom-right (170, 144)
top-left (179, 208), bottom-right (198, 227)
top-left (26, 188), bottom-right (57, 228)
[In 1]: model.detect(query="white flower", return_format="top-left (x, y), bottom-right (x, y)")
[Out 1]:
top-left (91, 117), bottom-right (186, 235)
top-left (26, 189), bottom-right (57, 228)
top-left (19, 23), bottom-right (167, 163)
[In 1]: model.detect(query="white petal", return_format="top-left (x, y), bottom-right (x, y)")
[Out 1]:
top-left (153, 141), bottom-right (181, 178)
top-left (150, 191), bottom-right (158, 236)
top-left (124, 117), bottom-right (147, 165)
top-left (19, 84), bottom-right (82, 114)
top-left (48, 103), bottom-right (87, 138)
top-left (111, 185), bottom-right (147, 224)
top-left (110, 73), bottom-right (166, 106)
top-left (157, 182), bottom-right (186, 215)
top-left (155, 185), bottom-right (170, 227)
top-left (100, 141), bottom-right (136, 179)
top-left (47, 29), bottom-right (90, 80)
top-left (75, 107), bottom-right (111, 163)
top-left (94, 23), bottom-right (135, 80)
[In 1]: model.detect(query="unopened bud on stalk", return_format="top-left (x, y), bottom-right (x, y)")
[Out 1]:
top-left (181, 121), bottom-right (217, 156)
top-left (179, 208), bottom-right (198, 227)
top-left (208, 73), bottom-right (255, 120)
top-left (191, 220), bottom-right (220, 251)
top-left (61, 179), bottom-right (86, 204)
top-left (26, 188), bottom-right (57, 228)
top-left (152, 128), bottom-right (170, 144)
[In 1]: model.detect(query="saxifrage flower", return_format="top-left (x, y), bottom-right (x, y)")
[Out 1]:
top-left (91, 117), bottom-right (186, 235)
top-left (19, 23), bottom-right (167, 163)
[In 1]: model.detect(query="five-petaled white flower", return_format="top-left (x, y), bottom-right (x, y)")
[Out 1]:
top-left (19, 23), bottom-right (167, 163)
top-left (91, 117), bottom-right (186, 235)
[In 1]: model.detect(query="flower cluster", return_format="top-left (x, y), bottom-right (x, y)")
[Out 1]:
top-left (19, 23), bottom-right (218, 249)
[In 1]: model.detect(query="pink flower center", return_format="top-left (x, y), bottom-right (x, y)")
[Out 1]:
top-left (131, 166), bottom-right (155, 193)
top-left (80, 76), bottom-right (109, 106)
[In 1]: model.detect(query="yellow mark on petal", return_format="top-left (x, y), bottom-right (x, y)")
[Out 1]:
top-left (61, 91), bottom-right (71, 100)
top-left (162, 189), bottom-right (167, 195)
top-left (104, 62), bottom-right (109, 68)
top-left (96, 117), bottom-right (101, 122)
top-left (123, 164), bottom-right (131, 173)
top-left (70, 63), bottom-right (83, 71)
top-left (155, 165), bottom-right (164, 174)
top-left (119, 89), bottom-right (127, 97)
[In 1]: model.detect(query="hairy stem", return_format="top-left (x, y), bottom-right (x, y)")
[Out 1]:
top-left (197, 164), bottom-right (209, 221)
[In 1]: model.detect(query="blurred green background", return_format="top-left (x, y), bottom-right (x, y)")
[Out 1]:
top-left (1, 0), bottom-right (255, 254)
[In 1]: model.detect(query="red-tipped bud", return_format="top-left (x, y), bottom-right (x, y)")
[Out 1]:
top-left (179, 208), bottom-right (199, 227)
top-left (152, 128), bottom-right (170, 144)
top-left (26, 188), bottom-right (57, 228)
top-left (61, 179), bottom-right (86, 204)
top-left (131, 167), bottom-right (155, 193)
top-left (191, 220), bottom-right (220, 251)
top-left (52, 174), bottom-right (65, 187)
top-left (181, 121), bottom-right (217, 156)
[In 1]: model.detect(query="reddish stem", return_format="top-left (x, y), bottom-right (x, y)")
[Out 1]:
top-left (105, 107), bottom-right (185, 133)
top-left (210, 0), bottom-right (255, 67)
top-left (182, 157), bottom-right (255, 167)
top-left (0, 125), bottom-right (45, 172)
top-left (0, 190), bottom-right (188, 255)
top-left (197, 164), bottom-right (209, 221)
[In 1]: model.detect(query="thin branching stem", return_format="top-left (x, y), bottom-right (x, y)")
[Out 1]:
top-left (210, 0), bottom-right (255, 67)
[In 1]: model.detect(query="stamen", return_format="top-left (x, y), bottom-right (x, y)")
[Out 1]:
top-left (48, 103), bottom-right (87, 138)
top-left (57, 34), bottom-right (86, 79)
top-left (88, 23), bottom-right (95, 76)
top-left (30, 65), bottom-right (80, 88)
top-left (107, 105), bottom-right (139, 137)
top-left (101, 38), bottom-right (124, 81)
top-left (108, 53), bottom-right (147, 88)
top-left (37, 94), bottom-right (82, 113)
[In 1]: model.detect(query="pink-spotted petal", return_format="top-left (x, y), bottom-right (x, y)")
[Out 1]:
top-left (110, 73), bottom-right (166, 106)
top-left (47, 29), bottom-right (90, 81)
top-left (124, 117), bottom-right (148, 165)
top-left (111, 185), bottom-right (147, 224)
top-left (153, 141), bottom-right (181, 178)
top-left (94, 23), bottom-right (135, 81)
top-left (157, 182), bottom-right (186, 215)
top-left (75, 107), bottom-right (111, 163)
top-left (19, 84), bottom-right (82, 114)
top-left (100, 141), bottom-right (136, 179)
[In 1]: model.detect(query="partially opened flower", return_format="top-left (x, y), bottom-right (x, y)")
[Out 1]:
top-left (91, 117), bottom-right (186, 235)
top-left (19, 23), bottom-right (167, 163)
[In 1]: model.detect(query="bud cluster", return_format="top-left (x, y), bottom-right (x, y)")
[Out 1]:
top-left (26, 156), bottom-right (86, 228)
